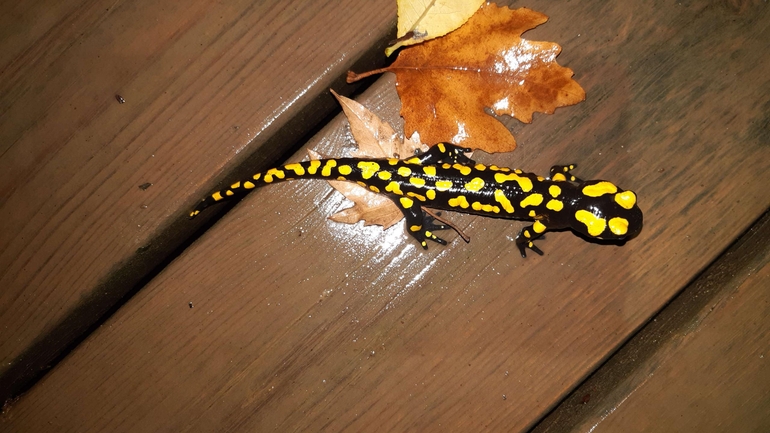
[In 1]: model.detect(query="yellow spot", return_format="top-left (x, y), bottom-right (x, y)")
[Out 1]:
top-left (448, 195), bottom-right (470, 208)
top-left (520, 193), bottom-right (544, 208)
top-left (388, 158), bottom-right (399, 165)
top-left (397, 166), bottom-right (412, 177)
top-left (537, 176), bottom-right (545, 181)
top-left (426, 190), bottom-right (436, 200)
top-left (407, 192), bottom-right (426, 201)
top-left (410, 225), bottom-right (422, 232)
top-left (356, 161), bottom-right (379, 179)
top-left (546, 199), bottom-right (564, 211)
top-left (253, 173), bottom-right (261, 181)
top-left (357, 181), bottom-right (367, 188)
top-left (615, 191), bottom-right (637, 209)
top-left (425, 230), bottom-right (433, 237)
top-left (583, 181), bottom-right (618, 197)
top-left (437, 142), bottom-right (446, 152)
top-left (575, 209), bottom-right (607, 237)
top-left (549, 185), bottom-right (561, 197)
top-left (406, 157), bottom-right (421, 164)
top-left (453, 163), bottom-right (472, 175)
top-left (529, 210), bottom-right (536, 217)
top-left (474, 163), bottom-right (487, 171)
top-left (212, 191), bottom-right (223, 201)
top-left (190, 210), bottom-right (199, 217)
top-left (464, 177), bottom-right (485, 192)
top-left (385, 181), bottom-right (403, 195)
top-left (552, 173), bottom-right (567, 182)
top-left (609, 217), bottom-right (629, 235)
top-left (494, 189), bottom-right (514, 213)
top-left (244, 181), bottom-right (256, 189)
top-left (400, 197), bottom-right (414, 208)
top-left (512, 169), bottom-right (521, 174)
top-left (533, 221), bottom-right (547, 233)
top-left (423, 166), bottom-right (437, 177)
top-left (410, 177), bottom-right (426, 187)
top-left (524, 230), bottom-right (531, 238)
top-left (482, 204), bottom-right (499, 213)
top-left (264, 168), bottom-right (286, 183)
top-left (494, 172), bottom-right (533, 192)
top-left (435, 180), bottom-right (453, 191)
top-left (490, 165), bottom-right (500, 171)
top-left (225, 190), bottom-right (234, 196)
top-left (369, 185), bottom-right (380, 193)
top-left (337, 165), bottom-right (352, 175)
top-left (472, 201), bottom-right (482, 211)
top-left (421, 241), bottom-right (427, 247)
top-left (307, 160), bottom-right (321, 175)
top-left (322, 160), bottom-right (338, 177)
top-left (377, 171), bottom-right (392, 180)
top-left (285, 163), bottom-right (305, 176)
top-left (230, 181), bottom-right (241, 189)
top-left (442, 163), bottom-right (452, 169)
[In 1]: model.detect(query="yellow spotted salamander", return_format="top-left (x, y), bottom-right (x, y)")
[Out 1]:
top-left (191, 143), bottom-right (643, 257)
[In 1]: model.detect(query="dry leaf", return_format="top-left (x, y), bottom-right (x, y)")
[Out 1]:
top-left (350, 4), bottom-right (586, 153)
top-left (385, 0), bottom-right (485, 56)
top-left (312, 91), bottom-right (427, 228)
top-left (331, 89), bottom-right (427, 159)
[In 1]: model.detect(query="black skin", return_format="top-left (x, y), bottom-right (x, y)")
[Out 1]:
top-left (191, 143), bottom-right (643, 257)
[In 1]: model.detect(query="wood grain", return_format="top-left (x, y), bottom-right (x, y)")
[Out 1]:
top-left (593, 259), bottom-right (770, 432)
top-left (2, 0), bottom-right (770, 431)
top-left (532, 212), bottom-right (770, 432)
top-left (0, 0), bottom-right (395, 400)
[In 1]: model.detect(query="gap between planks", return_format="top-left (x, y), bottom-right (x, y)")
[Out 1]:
top-left (530, 207), bottom-right (770, 432)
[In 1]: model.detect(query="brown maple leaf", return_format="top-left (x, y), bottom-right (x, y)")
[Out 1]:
top-left (349, 4), bottom-right (586, 153)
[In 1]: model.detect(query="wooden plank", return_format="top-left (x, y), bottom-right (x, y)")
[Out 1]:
top-left (3, 0), bottom-right (770, 431)
top-left (532, 212), bottom-right (770, 432)
top-left (0, 0), bottom-right (395, 400)
top-left (596, 262), bottom-right (770, 432)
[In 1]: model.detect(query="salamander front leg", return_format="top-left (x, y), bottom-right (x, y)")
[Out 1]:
top-left (417, 142), bottom-right (474, 165)
top-left (515, 220), bottom-right (548, 258)
top-left (549, 164), bottom-right (582, 183)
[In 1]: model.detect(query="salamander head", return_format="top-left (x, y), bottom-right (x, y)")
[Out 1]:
top-left (569, 180), bottom-right (643, 241)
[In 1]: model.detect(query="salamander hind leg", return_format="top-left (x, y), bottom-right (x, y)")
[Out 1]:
top-left (515, 221), bottom-right (549, 258)
top-left (549, 164), bottom-right (582, 182)
top-left (394, 195), bottom-right (451, 249)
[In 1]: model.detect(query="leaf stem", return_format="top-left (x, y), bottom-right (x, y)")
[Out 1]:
top-left (424, 208), bottom-right (471, 243)
top-left (346, 68), bottom-right (392, 83)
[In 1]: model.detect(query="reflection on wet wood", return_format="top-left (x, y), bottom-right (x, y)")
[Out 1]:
top-left (2, 0), bottom-right (769, 431)
top-left (0, 0), bottom-right (395, 402)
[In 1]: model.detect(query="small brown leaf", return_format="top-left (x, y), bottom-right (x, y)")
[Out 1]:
top-left (331, 89), bottom-right (427, 159)
top-left (325, 180), bottom-right (406, 228)
top-left (311, 94), bottom-right (427, 228)
top-left (350, 4), bottom-right (586, 153)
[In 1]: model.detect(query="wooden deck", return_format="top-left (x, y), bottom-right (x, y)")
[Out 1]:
top-left (1, 0), bottom-right (768, 431)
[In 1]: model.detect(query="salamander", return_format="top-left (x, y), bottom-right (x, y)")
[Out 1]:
top-left (190, 143), bottom-right (643, 257)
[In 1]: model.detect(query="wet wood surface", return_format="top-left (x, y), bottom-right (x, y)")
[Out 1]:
top-left (580, 216), bottom-right (770, 433)
top-left (533, 212), bottom-right (770, 433)
top-left (2, 0), bottom-right (770, 431)
top-left (0, 0), bottom-right (395, 400)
